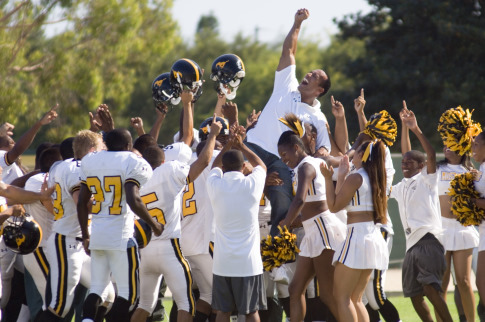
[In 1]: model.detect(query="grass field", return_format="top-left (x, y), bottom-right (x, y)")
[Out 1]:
top-left (158, 292), bottom-right (479, 321)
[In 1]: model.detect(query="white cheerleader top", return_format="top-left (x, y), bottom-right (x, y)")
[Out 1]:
top-left (293, 156), bottom-right (326, 202)
top-left (346, 168), bottom-right (374, 212)
top-left (437, 163), bottom-right (468, 196)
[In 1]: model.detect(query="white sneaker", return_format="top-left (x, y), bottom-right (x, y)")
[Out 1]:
top-left (270, 265), bottom-right (290, 285)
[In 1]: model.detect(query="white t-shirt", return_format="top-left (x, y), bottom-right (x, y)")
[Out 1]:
top-left (246, 65), bottom-right (331, 157)
top-left (207, 166), bottom-right (266, 277)
top-left (390, 167), bottom-right (443, 251)
top-left (0, 150), bottom-right (24, 184)
top-left (24, 173), bottom-right (53, 247)
top-left (139, 160), bottom-right (189, 240)
top-left (80, 151), bottom-right (152, 250)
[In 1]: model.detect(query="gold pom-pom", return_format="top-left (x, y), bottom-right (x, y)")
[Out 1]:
top-left (362, 110), bottom-right (397, 146)
top-left (437, 106), bottom-right (482, 156)
top-left (279, 113), bottom-right (305, 138)
top-left (448, 172), bottom-right (485, 226)
top-left (260, 226), bottom-right (300, 272)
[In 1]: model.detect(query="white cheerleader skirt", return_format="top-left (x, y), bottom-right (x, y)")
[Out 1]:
top-left (479, 222), bottom-right (485, 252)
top-left (299, 210), bottom-right (346, 258)
top-left (333, 221), bottom-right (388, 270)
top-left (441, 217), bottom-right (479, 251)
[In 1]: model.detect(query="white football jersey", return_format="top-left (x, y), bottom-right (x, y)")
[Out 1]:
top-left (24, 173), bottom-right (53, 247)
top-left (139, 160), bottom-right (189, 240)
top-left (80, 151), bottom-right (152, 250)
top-left (0, 150), bottom-right (24, 184)
top-left (49, 159), bottom-right (84, 238)
top-left (180, 151), bottom-right (219, 256)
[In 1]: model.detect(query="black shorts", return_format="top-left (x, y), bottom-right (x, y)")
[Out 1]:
top-left (402, 233), bottom-right (446, 297)
top-left (212, 274), bottom-right (267, 314)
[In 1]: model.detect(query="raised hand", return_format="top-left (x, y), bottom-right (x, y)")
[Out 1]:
top-left (295, 8), bottom-right (310, 23)
top-left (222, 101), bottom-right (238, 125)
top-left (320, 161), bottom-right (334, 180)
top-left (246, 109), bottom-right (261, 129)
top-left (209, 113), bottom-right (223, 137)
top-left (331, 96), bottom-right (345, 119)
top-left (130, 117), bottom-right (145, 136)
top-left (39, 104), bottom-right (59, 125)
top-left (400, 100), bottom-right (418, 130)
top-left (337, 155), bottom-right (351, 178)
top-left (97, 104), bottom-right (114, 132)
top-left (0, 122), bottom-right (14, 137)
top-left (354, 88), bottom-right (365, 114)
top-left (181, 90), bottom-right (194, 105)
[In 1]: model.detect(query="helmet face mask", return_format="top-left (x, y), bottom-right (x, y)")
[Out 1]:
top-left (211, 54), bottom-right (245, 100)
top-left (152, 72), bottom-right (181, 107)
top-left (2, 214), bottom-right (42, 255)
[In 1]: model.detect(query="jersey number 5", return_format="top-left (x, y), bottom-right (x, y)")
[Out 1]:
top-left (140, 192), bottom-right (166, 225)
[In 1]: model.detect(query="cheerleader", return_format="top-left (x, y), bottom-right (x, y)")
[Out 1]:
top-left (436, 107), bottom-right (480, 322)
top-left (278, 126), bottom-right (346, 322)
top-left (321, 140), bottom-right (389, 322)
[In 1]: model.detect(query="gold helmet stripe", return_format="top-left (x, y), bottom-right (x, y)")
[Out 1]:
top-left (182, 58), bottom-right (200, 82)
top-left (234, 54), bottom-right (245, 71)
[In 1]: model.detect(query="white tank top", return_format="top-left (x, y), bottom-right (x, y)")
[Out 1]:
top-left (293, 156), bottom-right (326, 202)
top-left (346, 168), bottom-right (374, 212)
top-left (437, 163), bottom-right (468, 196)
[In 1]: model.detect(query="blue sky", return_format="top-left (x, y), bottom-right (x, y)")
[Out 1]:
top-left (172, 0), bottom-right (373, 45)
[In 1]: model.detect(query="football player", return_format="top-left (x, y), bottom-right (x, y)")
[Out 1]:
top-left (77, 129), bottom-right (162, 322)
top-left (37, 130), bottom-right (116, 322)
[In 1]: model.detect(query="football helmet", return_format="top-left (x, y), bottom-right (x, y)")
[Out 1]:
top-left (152, 72), bottom-right (181, 106)
top-left (2, 214), bottom-right (42, 255)
top-left (134, 219), bottom-right (152, 249)
top-left (198, 116), bottom-right (230, 141)
top-left (210, 54), bottom-right (245, 100)
top-left (170, 58), bottom-right (203, 102)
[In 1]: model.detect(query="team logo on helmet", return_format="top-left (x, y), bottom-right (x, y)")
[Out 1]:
top-left (170, 58), bottom-right (204, 102)
top-left (210, 54), bottom-right (245, 100)
top-left (154, 79), bottom-right (164, 87)
top-left (16, 234), bottom-right (26, 248)
top-left (215, 60), bottom-right (230, 69)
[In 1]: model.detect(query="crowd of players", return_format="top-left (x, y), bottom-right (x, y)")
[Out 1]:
top-left (1, 7), bottom-right (485, 322)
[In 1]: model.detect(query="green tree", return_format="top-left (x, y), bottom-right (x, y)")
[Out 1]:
top-left (1, 0), bottom-right (179, 147)
top-left (335, 0), bottom-right (485, 148)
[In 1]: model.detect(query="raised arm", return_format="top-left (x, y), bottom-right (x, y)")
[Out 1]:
top-left (234, 129), bottom-right (266, 171)
top-left (6, 104), bottom-right (58, 164)
top-left (179, 90), bottom-right (194, 147)
top-left (188, 115), bottom-right (222, 182)
top-left (213, 93), bottom-right (226, 118)
top-left (277, 8), bottom-right (309, 71)
top-left (354, 89), bottom-right (367, 132)
top-left (1, 180), bottom-right (54, 205)
top-left (331, 95), bottom-right (349, 155)
top-left (401, 103), bottom-right (436, 174)
top-left (400, 100), bottom-right (411, 155)
top-left (148, 105), bottom-right (168, 142)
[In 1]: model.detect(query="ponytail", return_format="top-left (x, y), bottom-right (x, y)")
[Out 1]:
top-left (361, 140), bottom-right (387, 224)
